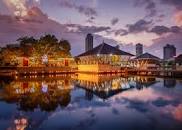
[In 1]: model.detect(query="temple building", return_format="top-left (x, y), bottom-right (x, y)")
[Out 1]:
top-left (76, 42), bottom-right (134, 73)
top-left (130, 53), bottom-right (161, 70)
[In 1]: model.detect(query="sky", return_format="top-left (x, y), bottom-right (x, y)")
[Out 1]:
top-left (0, 0), bottom-right (182, 57)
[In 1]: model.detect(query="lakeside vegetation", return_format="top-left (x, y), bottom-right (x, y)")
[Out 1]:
top-left (0, 34), bottom-right (72, 66)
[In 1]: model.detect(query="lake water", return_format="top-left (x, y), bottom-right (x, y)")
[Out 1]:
top-left (0, 74), bottom-right (182, 130)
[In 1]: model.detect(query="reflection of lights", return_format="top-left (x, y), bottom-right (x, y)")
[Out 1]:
top-left (30, 87), bottom-right (35, 93)
top-left (42, 82), bottom-right (48, 93)
top-left (42, 54), bottom-right (48, 64)
top-left (16, 89), bottom-right (20, 94)
top-left (14, 118), bottom-right (28, 130)
top-left (173, 104), bottom-right (182, 122)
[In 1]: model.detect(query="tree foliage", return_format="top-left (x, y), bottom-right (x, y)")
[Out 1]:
top-left (59, 40), bottom-right (71, 52)
top-left (0, 34), bottom-right (72, 66)
top-left (17, 36), bottom-right (37, 45)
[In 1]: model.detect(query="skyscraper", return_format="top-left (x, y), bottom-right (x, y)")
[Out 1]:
top-left (163, 44), bottom-right (176, 60)
top-left (136, 43), bottom-right (143, 57)
top-left (85, 33), bottom-right (93, 52)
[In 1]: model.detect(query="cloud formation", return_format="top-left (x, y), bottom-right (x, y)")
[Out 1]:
top-left (174, 11), bottom-right (182, 26)
top-left (134, 0), bottom-right (157, 17)
top-left (159, 0), bottom-right (182, 10)
top-left (66, 24), bottom-right (110, 34)
top-left (126, 19), bottom-right (152, 33)
top-left (3, 0), bottom-right (40, 16)
top-left (0, 6), bottom-right (112, 55)
top-left (111, 18), bottom-right (119, 26)
top-left (59, 0), bottom-right (97, 17)
top-left (150, 25), bottom-right (182, 35)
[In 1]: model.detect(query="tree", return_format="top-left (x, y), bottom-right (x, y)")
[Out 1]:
top-left (1, 34), bottom-right (72, 66)
top-left (32, 34), bottom-right (60, 58)
top-left (17, 36), bottom-right (38, 57)
top-left (17, 36), bottom-right (37, 45)
top-left (59, 40), bottom-right (71, 52)
top-left (1, 48), bottom-right (23, 66)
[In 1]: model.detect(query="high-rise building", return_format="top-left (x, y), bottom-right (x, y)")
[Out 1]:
top-left (136, 43), bottom-right (143, 57)
top-left (163, 44), bottom-right (176, 60)
top-left (85, 33), bottom-right (93, 52)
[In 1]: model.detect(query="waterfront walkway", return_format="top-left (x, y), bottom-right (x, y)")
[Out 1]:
top-left (0, 67), bottom-right (182, 78)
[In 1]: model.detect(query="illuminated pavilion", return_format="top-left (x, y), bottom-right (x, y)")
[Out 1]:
top-left (130, 53), bottom-right (161, 70)
top-left (76, 42), bottom-right (134, 73)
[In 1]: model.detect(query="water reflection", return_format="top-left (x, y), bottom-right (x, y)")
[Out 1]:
top-left (74, 74), bottom-right (157, 99)
top-left (0, 74), bottom-right (181, 130)
top-left (0, 75), bottom-right (73, 112)
top-left (164, 79), bottom-right (177, 88)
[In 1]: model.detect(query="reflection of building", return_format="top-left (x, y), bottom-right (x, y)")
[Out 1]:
top-left (164, 79), bottom-right (176, 88)
top-left (136, 43), bottom-right (143, 57)
top-left (164, 44), bottom-right (176, 60)
top-left (75, 74), bottom-right (134, 99)
top-left (75, 74), bottom-right (158, 99)
top-left (85, 33), bottom-right (93, 52)
top-left (131, 53), bottom-right (161, 70)
top-left (134, 77), bottom-right (157, 89)
top-left (85, 90), bottom-right (94, 101)
top-left (77, 42), bottom-right (133, 73)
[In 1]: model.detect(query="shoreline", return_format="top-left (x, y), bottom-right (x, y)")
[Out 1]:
top-left (0, 67), bottom-right (182, 78)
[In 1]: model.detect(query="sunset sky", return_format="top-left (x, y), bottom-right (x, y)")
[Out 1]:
top-left (0, 0), bottom-right (182, 57)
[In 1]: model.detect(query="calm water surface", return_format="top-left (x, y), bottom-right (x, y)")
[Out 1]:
top-left (0, 74), bottom-right (182, 130)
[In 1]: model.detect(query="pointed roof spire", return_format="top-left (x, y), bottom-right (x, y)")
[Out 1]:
top-left (102, 40), bottom-right (105, 44)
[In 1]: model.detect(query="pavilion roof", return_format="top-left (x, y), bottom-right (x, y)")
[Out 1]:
top-left (77, 43), bottom-right (134, 57)
top-left (134, 53), bottom-right (160, 60)
top-left (175, 54), bottom-right (182, 63)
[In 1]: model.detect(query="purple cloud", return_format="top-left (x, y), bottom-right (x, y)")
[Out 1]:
top-left (59, 0), bottom-right (97, 17)
top-left (126, 19), bottom-right (152, 33)
top-left (134, 0), bottom-right (157, 17)
top-left (160, 0), bottom-right (182, 10)
top-left (111, 18), bottom-right (119, 26)
top-left (150, 26), bottom-right (182, 35)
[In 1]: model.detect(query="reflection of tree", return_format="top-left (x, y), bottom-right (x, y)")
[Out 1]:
top-left (18, 94), bottom-right (39, 112)
top-left (0, 80), bottom-right (72, 112)
top-left (59, 92), bottom-right (71, 108)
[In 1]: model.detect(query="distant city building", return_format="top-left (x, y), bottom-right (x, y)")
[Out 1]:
top-left (163, 44), bottom-right (176, 60)
top-left (85, 33), bottom-right (93, 52)
top-left (136, 43), bottom-right (143, 57)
